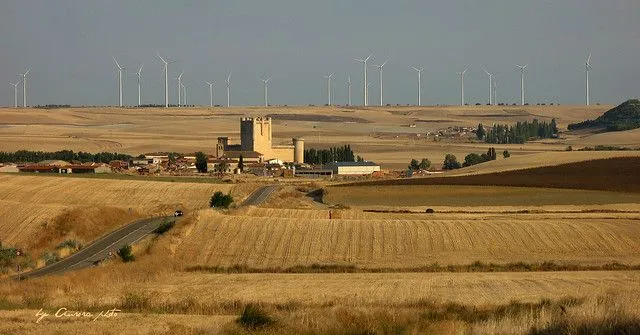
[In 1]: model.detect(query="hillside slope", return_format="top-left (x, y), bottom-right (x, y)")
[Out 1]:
top-left (569, 99), bottom-right (640, 131)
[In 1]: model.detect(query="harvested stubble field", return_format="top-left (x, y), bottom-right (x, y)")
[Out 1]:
top-left (175, 209), bottom-right (640, 268)
top-left (0, 174), bottom-right (243, 252)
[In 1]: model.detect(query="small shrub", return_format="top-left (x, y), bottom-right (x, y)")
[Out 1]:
top-left (425, 208), bottom-right (435, 213)
top-left (117, 244), bottom-right (135, 262)
top-left (153, 219), bottom-right (175, 235)
top-left (237, 303), bottom-right (274, 329)
top-left (503, 150), bottom-right (511, 158)
top-left (55, 239), bottom-right (83, 251)
top-left (210, 191), bottom-right (234, 208)
top-left (566, 145), bottom-right (573, 151)
top-left (41, 251), bottom-right (60, 265)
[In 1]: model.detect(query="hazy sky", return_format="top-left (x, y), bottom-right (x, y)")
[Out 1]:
top-left (1, 0), bottom-right (639, 107)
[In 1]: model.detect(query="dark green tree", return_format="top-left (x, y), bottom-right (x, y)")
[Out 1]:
top-left (195, 152), bottom-right (208, 173)
top-left (463, 153), bottom-right (485, 167)
top-left (503, 150), bottom-right (511, 158)
top-left (476, 124), bottom-right (486, 140)
top-left (210, 191), bottom-right (234, 208)
top-left (442, 154), bottom-right (461, 170)
top-left (419, 158), bottom-right (431, 170)
top-left (408, 159), bottom-right (420, 171)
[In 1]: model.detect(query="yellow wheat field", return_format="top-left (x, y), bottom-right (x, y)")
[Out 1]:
top-left (0, 174), bottom-right (237, 247)
top-left (175, 209), bottom-right (640, 268)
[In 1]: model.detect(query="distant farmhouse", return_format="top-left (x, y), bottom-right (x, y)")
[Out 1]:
top-left (214, 116), bottom-right (304, 164)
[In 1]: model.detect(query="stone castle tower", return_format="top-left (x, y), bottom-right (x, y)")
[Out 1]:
top-left (240, 116), bottom-right (272, 154)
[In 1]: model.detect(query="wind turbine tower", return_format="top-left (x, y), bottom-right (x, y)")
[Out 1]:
top-left (182, 83), bottom-right (187, 106)
top-left (113, 57), bottom-right (125, 107)
top-left (412, 67), bottom-right (424, 106)
top-left (347, 75), bottom-right (352, 106)
top-left (156, 53), bottom-right (175, 108)
top-left (516, 64), bottom-right (527, 106)
top-left (9, 81), bottom-right (21, 108)
top-left (585, 54), bottom-right (592, 106)
top-left (355, 55), bottom-right (372, 106)
top-left (226, 73), bottom-right (231, 107)
top-left (457, 68), bottom-right (468, 106)
top-left (17, 69), bottom-right (30, 108)
top-left (136, 64), bottom-right (143, 107)
top-left (484, 69), bottom-right (493, 105)
top-left (324, 73), bottom-right (334, 106)
top-left (206, 81), bottom-right (215, 107)
top-left (372, 60), bottom-right (387, 106)
top-left (261, 77), bottom-right (271, 107)
top-left (176, 72), bottom-right (184, 107)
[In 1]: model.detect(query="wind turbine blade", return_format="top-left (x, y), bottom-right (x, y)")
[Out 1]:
top-left (113, 56), bottom-right (121, 69)
top-left (24, 69), bottom-right (30, 76)
top-left (365, 54), bottom-right (372, 61)
top-left (381, 60), bottom-right (388, 67)
top-left (156, 52), bottom-right (166, 63)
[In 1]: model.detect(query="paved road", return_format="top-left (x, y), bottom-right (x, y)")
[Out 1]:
top-left (13, 186), bottom-right (278, 280)
top-left (241, 185), bottom-right (279, 206)
top-left (14, 216), bottom-right (176, 280)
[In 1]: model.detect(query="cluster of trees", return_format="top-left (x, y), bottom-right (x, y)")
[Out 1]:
top-left (477, 119), bottom-right (558, 144)
top-left (0, 150), bottom-right (132, 164)
top-left (442, 148), bottom-right (510, 170)
top-left (304, 145), bottom-right (359, 165)
top-left (408, 158), bottom-right (431, 171)
top-left (462, 148), bottom-right (497, 167)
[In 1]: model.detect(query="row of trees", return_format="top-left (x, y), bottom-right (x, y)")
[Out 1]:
top-left (0, 150), bottom-right (132, 164)
top-left (442, 148), bottom-right (510, 170)
top-left (304, 145), bottom-right (359, 165)
top-left (477, 119), bottom-right (558, 144)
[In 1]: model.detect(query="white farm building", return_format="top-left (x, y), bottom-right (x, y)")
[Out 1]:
top-left (326, 161), bottom-right (380, 175)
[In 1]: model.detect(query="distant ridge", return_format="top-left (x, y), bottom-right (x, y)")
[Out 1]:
top-left (569, 99), bottom-right (640, 131)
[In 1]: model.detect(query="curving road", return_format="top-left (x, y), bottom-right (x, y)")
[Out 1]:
top-left (13, 185), bottom-right (278, 280)
top-left (13, 216), bottom-right (176, 280)
top-left (241, 185), bottom-right (279, 206)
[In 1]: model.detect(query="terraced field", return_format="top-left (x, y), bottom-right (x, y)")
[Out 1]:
top-left (176, 209), bottom-right (640, 268)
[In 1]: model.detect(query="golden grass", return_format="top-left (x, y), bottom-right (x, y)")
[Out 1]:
top-left (172, 209), bottom-right (640, 268)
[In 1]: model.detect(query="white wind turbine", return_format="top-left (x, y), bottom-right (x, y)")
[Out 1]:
top-left (17, 69), bottom-right (30, 108)
top-left (324, 73), bottom-right (334, 106)
top-left (176, 71), bottom-right (184, 107)
top-left (156, 53), bottom-right (175, 108)
top-left (493, 75), bottom-right (498, 105)
top-left (585, 53), bottom-right (592, 106)
top-left (261, 77), bottom-right (271, 107)
top-left (113, 57), bottom-right (125, 107)
top-left (182, 83), bottom-right (187, 106)
top-left (9, 81), bottom-right (21, 108)
top-left (484, 69), bottom-right (493, 105)
top-left (347, 75), bottom-right (352, 106)
top-left (355, 54), bottom-right (372, 106)
top-left (372, 60), bottom-right (388, 106)
top-left (457, 67), bottom-right (468, 106)
top-left (206, 81), bottom-right (215, 107)
top-left (516, 64), bottom-right (527, 105)
top-left (136, 64), bottom-right (143, 107)
top-left (411, 67), bottom-right (424, 106)
top-left (226, 73), bottom-right (231, 107)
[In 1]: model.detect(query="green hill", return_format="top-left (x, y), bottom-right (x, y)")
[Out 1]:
top-left (568, 99), bottom-right (640, 132)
